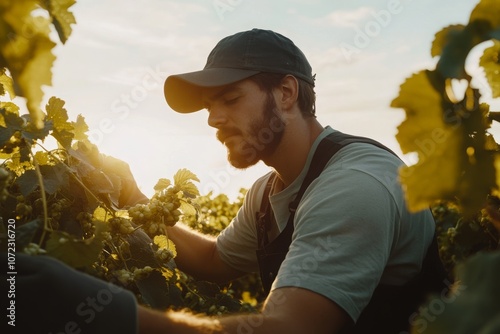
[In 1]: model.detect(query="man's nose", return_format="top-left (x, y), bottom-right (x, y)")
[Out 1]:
top-left (207, 106), bottom-right (227, 129)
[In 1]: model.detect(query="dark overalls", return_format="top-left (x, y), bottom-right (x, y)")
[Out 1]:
top-left (255, 131), bottom-right (449, 333)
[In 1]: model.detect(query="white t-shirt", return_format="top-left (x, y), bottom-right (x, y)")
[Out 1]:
top-left (216, 126), bottom-right (435, 321)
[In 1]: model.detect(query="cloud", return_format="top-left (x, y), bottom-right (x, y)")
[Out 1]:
top-left (315, 7), bottom-right (374, 28)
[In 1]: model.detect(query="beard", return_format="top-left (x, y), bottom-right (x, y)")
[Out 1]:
top-left (216, 93), bottom-right (286, 169)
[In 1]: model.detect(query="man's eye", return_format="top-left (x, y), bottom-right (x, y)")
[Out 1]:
top-left (224, 97), bottom-right (239, 105)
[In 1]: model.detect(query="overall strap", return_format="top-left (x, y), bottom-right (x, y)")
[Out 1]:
top-left (256, 131), bottom-right (396, 293)
top-left (288, 131), bottom-right (400, 215)
top-left (256, 173), bottom-right (275, 249)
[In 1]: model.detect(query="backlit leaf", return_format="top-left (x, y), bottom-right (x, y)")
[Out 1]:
top-left (34, 151), bottom-right (54, 166)
top-left (393, 71), bottom-right (496, 215)
top-left (153, 234), bottom-right (177, 259)
top-left (479, 39), bottom-right (500, 98)
top-left (180, 200), bottom-right (196, 216)
top-left (431, 25), bottom-right (465, 58)
top-left (435, 0), bottom-right (500, 80)
top-left (43, 0), bottom-right (76, 44)
top-left (46, 96), bottom-right (74, 148)
top-left (71, 114), bottom-right (89, 141)
top-left (391, 71), bottom-right (463, 212)
top-left (0, 69), bottom-right (15, 99)
top-left (436, 24), bottom-right (480, 79)
top-left (174, 168), bottom-right (200, 185)
top-left (16, 31), bottom-right (56, 129)
top-left (4, 152), bottom-right (32, 176)
top-left (93, 206), bottom-right (110, 222)
top-left (173, 168), bottom-right (200, 197)
top-left (154, 178), bottom-right (171, 192)
top-left (1, 1), bottom-right (56, 128)
top-left (470, 0), bottom-right (500, 29)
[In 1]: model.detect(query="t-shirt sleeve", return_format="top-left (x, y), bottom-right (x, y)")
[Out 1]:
top-left (2, 253), bottom-right (138, 334)
top-left (216, 173), bottom-right (272, 273)
top-left (272, 169), bottom-right (397, 322)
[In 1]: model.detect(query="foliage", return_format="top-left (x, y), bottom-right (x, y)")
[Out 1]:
top-left (390, 0), bottom-right (500, 332)
top-left (0, 0), bottom-right (249, 316)
top-left (391, 0), bottom-right (500, 217)
top-left (432, 201), bottom-right (499, 273)
top-left (0, 102), bottom-right (249, 314)
top-left (1, 0), bottom-right (499, 331)
top-left (183, 191), bottom-right (267, 307)
top-left (0, 0), bottom-right (76, 128)
top-left (411, 251), bottom-right (500, 334)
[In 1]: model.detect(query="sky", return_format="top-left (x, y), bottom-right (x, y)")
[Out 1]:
top-left (34, 0), bottom-right (499, 200)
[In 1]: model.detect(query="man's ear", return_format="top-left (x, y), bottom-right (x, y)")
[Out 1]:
top-left (277, 75), bottom-right (299, 111)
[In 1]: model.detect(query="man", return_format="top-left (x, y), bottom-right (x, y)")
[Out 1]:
top-left (4, 28), bottom-right (440, 334)
top-left (147, 28), bottom-right (441, 333)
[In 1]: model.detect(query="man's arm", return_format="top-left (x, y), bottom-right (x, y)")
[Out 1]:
top-left (137, 286), bottom-right (352, 334)
top-left (167, 223), bottom-right (244, 283)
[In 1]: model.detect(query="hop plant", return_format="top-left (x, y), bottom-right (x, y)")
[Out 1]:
top-left (128, 169), bottom-right (199, 238)
top-left (112, 266), bottom-right (154, 286)
top-left (0, 167), bottom-right (10, 202)
top-left (108, 217), bottom-right (135, 235)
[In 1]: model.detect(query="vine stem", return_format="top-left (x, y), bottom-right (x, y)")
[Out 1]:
top-left (36, 142), bottom-right (114, 214)
top-left (32, 151), bottom-right (50, 246)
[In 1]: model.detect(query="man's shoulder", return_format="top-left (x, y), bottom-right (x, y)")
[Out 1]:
top-left (242, 170), bottom-right (275, 209)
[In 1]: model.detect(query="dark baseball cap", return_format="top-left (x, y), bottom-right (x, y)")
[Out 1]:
top-left (164, 28), bottom-right (315, 113)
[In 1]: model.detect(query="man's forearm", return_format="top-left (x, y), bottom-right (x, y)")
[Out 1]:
top-left (137, 287), bottom-right (346, 334)
top-left (166, 223), bottom-right (218, 280)
top-left (137, 305), bottom-right (288, 334)
top-left (138, 306), bottom-right (221, 334)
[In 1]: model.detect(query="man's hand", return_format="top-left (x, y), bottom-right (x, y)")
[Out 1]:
top-left (137, 286), bottom-right (351, 334)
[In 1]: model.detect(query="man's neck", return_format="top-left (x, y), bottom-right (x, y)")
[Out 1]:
top-left (264, 118), bottom-right (324, 187)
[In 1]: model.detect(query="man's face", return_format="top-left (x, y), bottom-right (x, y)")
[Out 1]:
top-left (202, 79), bottom-right (286, 169)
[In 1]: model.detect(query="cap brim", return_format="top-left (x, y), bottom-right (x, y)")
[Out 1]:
top-left (164, 68), bottom-right (260, 113)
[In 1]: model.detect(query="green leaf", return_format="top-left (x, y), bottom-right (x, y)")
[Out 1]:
top-left (193, 280), bottom-right (221, 298)
top-left (436, 23), bottom-right (482, 79)
top-left (46, 96), bottom-right (74, 148)
top-left (43, 0), bottom-right (77, 44)
top-left (71, 114), bottom-right (89, 141)
top-left (154, 178), bottom-right (171, 192)
top-left (153, 235), bottom-right (177, 258)
top-left (4, 152), bottom-right (32, 176)
top-left (393, 72), bottom-right (496, 215)
top-left (34, 151), bottom-right (55, 166)
top-left (469, 0), bottom-right (500, 29)
top-left (15, 163), bottom-right (69, 196)
top-left (418, 251), bottom-right (500, 334)
top-left (0, 69), bottom-right (15, 99)
top-left (0, 105), bottom-right (23, 144)
top-left (84, 169), bottom-right (115, 194)
top-left (174, 169), bottom-right (200, 185)
top-left (479, 39), bottom-right (500, 98)
top-left (391, 71), bottom-right (463, 212)
top-left (180, 200), bottom-right (197, 216)
top-left (17, 32), bottom-right (57, 129)
top-left (16, 219), bottom-right (42, 251)
top-left (490, 111), bottom-right (500, 123)
top-left (45, 221), bottom-right (108, 268)
top-left (92, 206), bottom-right (110, 222)
top-left (435, 0), bottom-right (500, 80)
top-left (173, 168), bottom-right (200, 197)
top-left (431, 25), bottom-right (465, 58)
top-left (22, 120), bottom-right (52, 142)
top-left (0, 1), bottom-right (57, 128)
